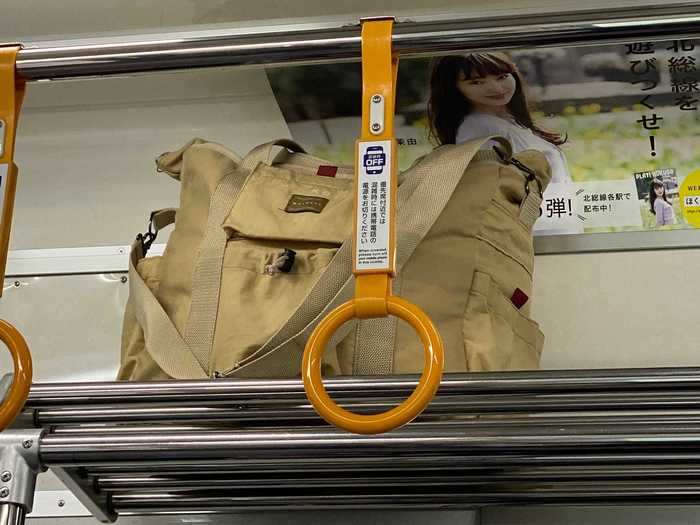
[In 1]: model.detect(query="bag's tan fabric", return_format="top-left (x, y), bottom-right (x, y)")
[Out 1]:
top-left (118, 137), bottom-right (551, 381)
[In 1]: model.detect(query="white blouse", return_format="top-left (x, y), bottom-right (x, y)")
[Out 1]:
top-left (456, 112), bottom-right (571, 184)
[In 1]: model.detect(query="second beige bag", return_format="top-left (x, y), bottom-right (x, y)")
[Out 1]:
top-left (119, 136), bottom-right (551, 380)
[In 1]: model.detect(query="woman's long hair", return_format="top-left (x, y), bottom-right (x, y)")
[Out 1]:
top-left (649, 179), bottom-right (669, 215)
top-left (427, 53), bottom-right (566, 146)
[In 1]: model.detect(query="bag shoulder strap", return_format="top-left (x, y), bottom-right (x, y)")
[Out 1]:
top-left (128, 235), bottom-right (208, 379)
top-left (182, 139), bottom-right (316, 370)
top-left (240, 139), bottom-right (306, 172)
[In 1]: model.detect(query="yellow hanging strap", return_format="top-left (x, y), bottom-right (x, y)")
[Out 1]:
top-left (302, 19), bottom-right (444, 435)
top-left (0, 47), bottom-right (33, 431)
top-left (0, 46), bottom-right (25, 294)
top-left (353, 18), bottom-right (397, 318)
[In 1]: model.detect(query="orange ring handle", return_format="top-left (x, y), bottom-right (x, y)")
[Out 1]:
top-left (0, 320), bottom-right (32, 431)
top-left (302, 296), bottom-right (444, 434)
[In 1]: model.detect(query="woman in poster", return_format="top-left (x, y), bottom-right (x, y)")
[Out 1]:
top-left (649, 178), bottom-right (676, 226)
top-left (427, 52), bottom-right (571, 185)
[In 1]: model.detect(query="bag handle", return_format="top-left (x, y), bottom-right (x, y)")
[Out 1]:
top-left (240, 139), bottom-right (306, 171)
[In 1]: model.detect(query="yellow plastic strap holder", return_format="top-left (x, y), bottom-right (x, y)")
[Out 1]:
top-left (0, 47), bottom-right (31, 430)
top-left (0, 45), bottom-right (25, 296)
top-left (0, 320), bottom-right (32, 431)
top-left (302, 18), bottom-right (444, 435)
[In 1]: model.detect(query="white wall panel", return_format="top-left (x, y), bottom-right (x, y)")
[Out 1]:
top-left (12, 68), bottom-right (290, 250)
top-left (0, 273), bottom-right (126, 382)
top-left (534, 249), bottom-right (700, 370)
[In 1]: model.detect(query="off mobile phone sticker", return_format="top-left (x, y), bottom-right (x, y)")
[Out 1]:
top-left (363, 145), bottom-right (387, 175)
top-left (356, 141), bottom-right (392, 271)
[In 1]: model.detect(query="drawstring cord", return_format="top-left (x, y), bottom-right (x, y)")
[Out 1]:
top-left (264, 249), bottom-right (296, 275)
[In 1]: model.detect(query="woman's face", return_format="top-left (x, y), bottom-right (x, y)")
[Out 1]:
top-left (654, 185), bottom-right (665, 197)
top-left (456, 71), bottom-right (516, 108)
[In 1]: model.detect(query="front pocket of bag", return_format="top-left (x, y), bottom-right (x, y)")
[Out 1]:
top-left (223, 165), bottom-right (353, 244)
top-left (463, 271), bottom-right (544, 371)
top-left (212, 240), bottom-right (338, 372)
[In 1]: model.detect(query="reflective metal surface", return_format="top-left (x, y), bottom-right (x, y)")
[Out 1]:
top-left (35, 422), bottom-right (700, 466)
top-left (81, 453), bottom-right (700, 473)
top-left (96, 466), bottom-right (700, 492)
top-left (27, 368), bottom-right (700, 405)
top-left (26, 368), bottom-right (700, 426)
top-left (16, 4), bottom-right (700, 80)
top-left (108, 484), bottom-right (700, 511)
top-left (0, 505), bottom-right (25, 525)
top-left (31, 391), bottom-right (700, 425)
top-left (21, 370), bottom-right (700, 515)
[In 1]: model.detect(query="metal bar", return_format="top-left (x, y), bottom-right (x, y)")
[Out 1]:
top-left (15, 4), bottom-right (700, 81)
top-left (100, 475), bottom-right (518, 492)
top-left (85, 463), bottom-right (700, 478)
top-left (115, 506), bottom-right (480, 514)
top-left (25, 368), bottom-right (700, 407)
top-left (0, 504), bottom-right (25, 525)
top-left (26, 368), bottom-right (700, 513)
top-left (82, 452), bottom-right (700, 475)
top-left (96, 466), bottom-right (700, 492)
top-left (109, 484), bottom-right (700, 511)
top-left (111, 500), bottom-right (700, 515)
top-left (31, 391), bottom-right (700, 425)
top-left (46, 413), bottom-right (700, 434)
top-left (38, 423), bottom-right (700, 467)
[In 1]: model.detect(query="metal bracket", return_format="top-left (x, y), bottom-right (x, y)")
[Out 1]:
top-left (369, 93), bottom-right (385, 135)
top-left (359, 15), bottom-right (397, 23)
top-left (0, 429), bottom-right (44, 513)
top-left (51, 468), bottom-right (116, 523)
top-left (28, 490), bottom-right (91, 518)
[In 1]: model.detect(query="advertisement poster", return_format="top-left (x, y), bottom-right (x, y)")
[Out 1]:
top-left (267, 38), bottom-right (699, 237)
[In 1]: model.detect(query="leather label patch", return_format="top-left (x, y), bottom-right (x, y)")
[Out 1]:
top-left (284, 194), bottom-right (329, 214)
top-left (511, 288), bottom-right (529, 309)
top-left (316, 165), bottom-right (338, 177)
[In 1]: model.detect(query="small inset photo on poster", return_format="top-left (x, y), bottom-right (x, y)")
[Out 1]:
top-left (633, 168), bottom-right (682, 229)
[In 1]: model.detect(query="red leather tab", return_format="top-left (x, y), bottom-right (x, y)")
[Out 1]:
top-left (511, 288), bottom-right (529, 309)
top-left (316, 165), bottom-right (338, 177)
